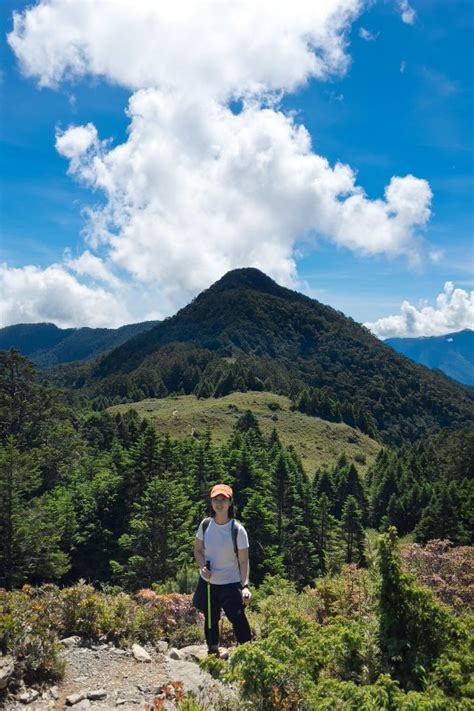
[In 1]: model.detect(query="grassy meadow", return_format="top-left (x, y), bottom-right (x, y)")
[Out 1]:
top-left (108, 391), bottom-right (381, 476)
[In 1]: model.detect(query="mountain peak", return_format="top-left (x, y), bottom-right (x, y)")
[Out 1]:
top-left (203, 267), bottom-right (293, 300)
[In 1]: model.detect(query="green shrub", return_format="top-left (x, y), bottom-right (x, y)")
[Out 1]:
top-left (378, 528), bottom-right (457, 690)
top-left (199, 654), bottom-right (229, 680)
top-left (306, 674), bottom-right (458, 710)
top-left (0, 586), bottom-right (65, 685)
top-left (61, 582), bottom-right (109, 639)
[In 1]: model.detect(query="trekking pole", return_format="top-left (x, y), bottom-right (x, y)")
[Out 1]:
top-left (206, 560), bottom-right (211, 631)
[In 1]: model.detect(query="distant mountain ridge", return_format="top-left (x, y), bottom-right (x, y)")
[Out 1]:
top-left (386, 330), bottom-right (474, 386)
top-left (0, 321), bottom-right (159, 367)
top-left (87, 268), bottom-right (473, 444)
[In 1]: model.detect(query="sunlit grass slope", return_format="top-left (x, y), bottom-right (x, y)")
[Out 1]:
top-left (109, 391), bottom-right (381, 476)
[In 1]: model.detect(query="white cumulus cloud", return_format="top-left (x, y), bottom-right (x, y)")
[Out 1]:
top-left (365, 282), bottom-right (474, 338)
top-left (5, 0), bottom-right (435, 326)
top-left (55, 123), bottom-right (100, 176)
top-left (8, 0), bottom-right (362, 98)
top-left (65, 250), bottom-right (121, 288)
top-left (52, 91), bottom-right (432, 304)
top-left (0, 263), bottom-right (128, 328)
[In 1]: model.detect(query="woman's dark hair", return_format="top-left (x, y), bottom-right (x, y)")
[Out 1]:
top-left (209, 499), bottom-right (235, 519)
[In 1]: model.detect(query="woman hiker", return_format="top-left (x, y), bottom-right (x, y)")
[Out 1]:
top-left (192, 484), bottom-right (252, 655)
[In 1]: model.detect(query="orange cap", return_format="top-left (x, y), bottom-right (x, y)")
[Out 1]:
top-left (210, 484), bottom-right (233, 499)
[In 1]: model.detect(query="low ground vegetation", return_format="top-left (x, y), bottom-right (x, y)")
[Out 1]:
top-left (1, 532), bottom-right (472, 709)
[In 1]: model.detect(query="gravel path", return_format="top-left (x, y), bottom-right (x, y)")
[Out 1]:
top-left (3, 641), bottom-right (237, 711)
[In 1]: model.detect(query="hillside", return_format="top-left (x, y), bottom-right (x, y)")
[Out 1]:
top-left (386, 329), bottom-right (474, 386)
top-left (87, 268), bottom-right (473, 444)
top-left (0, 321), bottom-right (159, 367)
top-left (108, 391), bottom-right (381, 476)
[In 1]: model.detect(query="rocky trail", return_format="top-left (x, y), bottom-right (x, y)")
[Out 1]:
top-left (2, 639), bottom-right (238, 711)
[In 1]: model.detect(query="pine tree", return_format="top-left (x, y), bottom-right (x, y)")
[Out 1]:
top-left (387, 493), bottom-right (405, 532)
top-left (0, 349), bottom-right (53, 448)
top-left (194, 378), bottom-right (214, 399)
top-left (283, 502), bottom-right (318, 588)
top-left (415, 482), bottom-right (469, 545)
top-left (312, 469), bottom-right (335, 504)
top-left (346, 463), bottom-right (369, 523)
top-left (297, 388), bottom-right (311, 414)
top-left (158, 432), bottom-right (175, 474)
top-left (0, 439), bottom-right (69, 588)
top-left (371, 464), bottom-right (399, 528)
top-left (232, 445), bottom-right (259, 513)
top-left (234, 410), bottom-right (262, 436)
top-left (341, 496), bottom-right (365, 565)
top-left (125, 424), bottom-right (161, 506)
top-left (241, 493), bottom-right (284, 585)
top-left (273, 452), bottom-right (292, 547)
top-left (268, 427), bottom-right (282, 450)
top-left (70, 457), bottom-right (123, 581)
top-left (313, 492), bottom-right (340, 574)
top-left (378, 527), bottom-right (454, 690)
top-left (112, 477), bottom-right (193, 589)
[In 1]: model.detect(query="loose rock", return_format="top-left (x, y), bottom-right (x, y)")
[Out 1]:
top-left (179, 645), bottom-right (208, 662)
top-left (87, 689), bottom-right (107, 700)
top-left (0, 654), bottom-right (15, 690)
top-left (18, 688), bottom-right (40, 704)
top-left (131, 644), bottom-right (151, 663)
top-left (66, 692), bottom-right (86, 705)
top-left (156, 641), bottom-right (168, 654)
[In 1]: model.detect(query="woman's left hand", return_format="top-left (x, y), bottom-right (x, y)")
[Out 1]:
top-left (241, 586), bottom-right (251, 605)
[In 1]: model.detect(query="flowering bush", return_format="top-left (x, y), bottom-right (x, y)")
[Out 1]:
top-left (0, 586), bottom-right (65, 686)
top-left (135, 589), bottom-right (202, 645)
top-left (402, 539), bottom-right (474, 613)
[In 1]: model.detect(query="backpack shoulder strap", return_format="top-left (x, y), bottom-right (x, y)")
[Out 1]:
top-left (231, 519), bottom-right (241, 558)
top-left (202, 517), bottom-right (212, 540)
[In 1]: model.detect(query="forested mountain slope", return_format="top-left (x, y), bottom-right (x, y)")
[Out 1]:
top-left (0, 321), bottom-right (159, 367)
top-left (87, 268), bottom-right (473, 444)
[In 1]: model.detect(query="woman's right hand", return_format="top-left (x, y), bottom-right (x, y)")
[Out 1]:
top-left (201, 565), bottom-right (211, 580)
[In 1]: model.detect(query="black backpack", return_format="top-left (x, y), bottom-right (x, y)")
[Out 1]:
top-left (201, 517), bottom-right (242, 559)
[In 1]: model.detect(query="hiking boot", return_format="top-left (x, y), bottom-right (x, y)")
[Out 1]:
top-left (207, 645), bottom-right (219, 657)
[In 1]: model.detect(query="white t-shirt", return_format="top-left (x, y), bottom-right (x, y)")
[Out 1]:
top-left (196, 518), bottom-right (249, 585)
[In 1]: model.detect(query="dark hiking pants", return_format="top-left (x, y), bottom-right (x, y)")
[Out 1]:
top-left (192, 576), bottom-right (252, 649)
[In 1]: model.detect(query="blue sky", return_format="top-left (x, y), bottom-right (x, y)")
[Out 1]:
top-left (0, 0), bottom-right (472, 336)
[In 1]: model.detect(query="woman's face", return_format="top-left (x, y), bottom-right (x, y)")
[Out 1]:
top-left (211, 494), bottom-right (231, 514)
